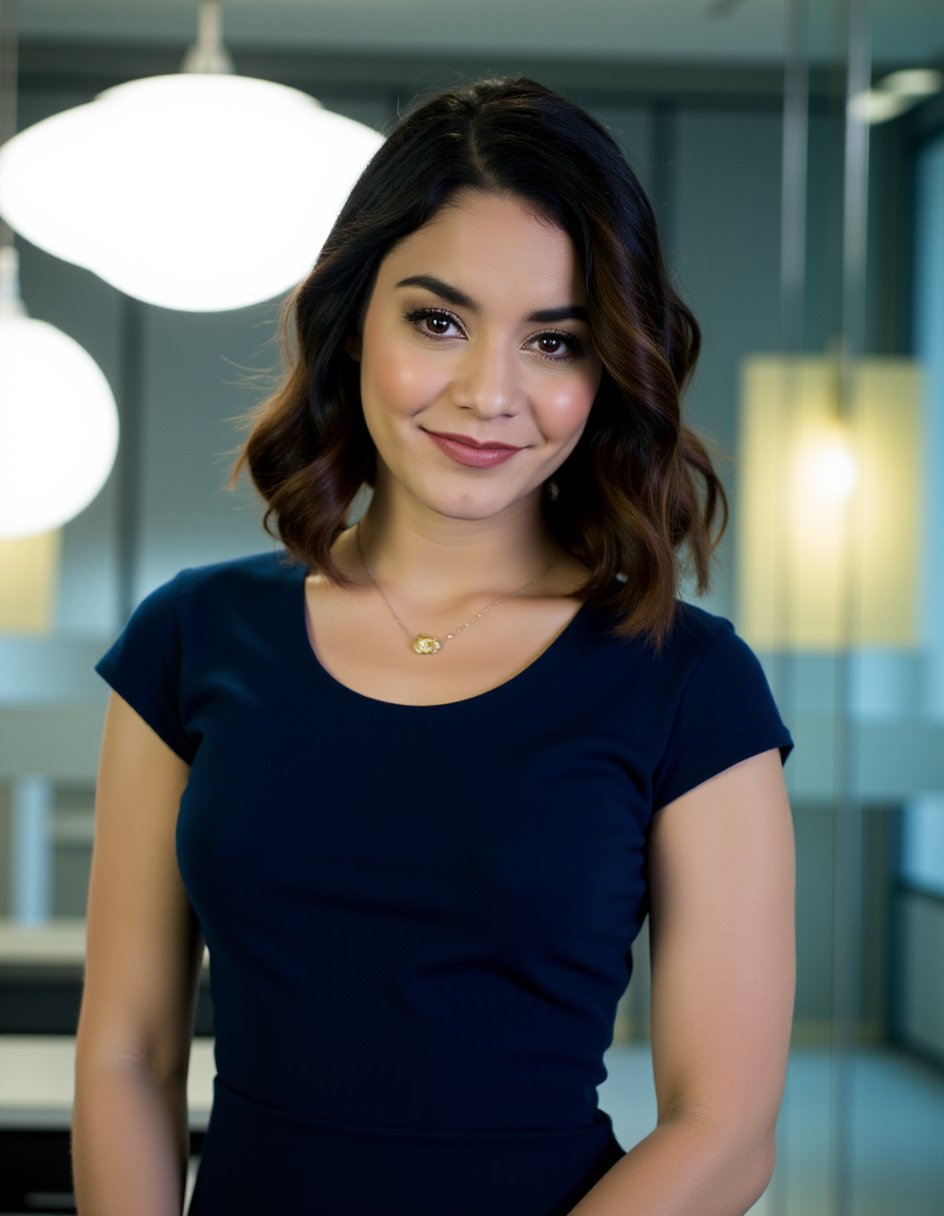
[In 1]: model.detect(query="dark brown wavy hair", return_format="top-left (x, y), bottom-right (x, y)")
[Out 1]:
top-left (236, 77), bottom-right (727, 647)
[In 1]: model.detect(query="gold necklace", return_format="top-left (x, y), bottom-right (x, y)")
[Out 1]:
top-left (356, 524), bottom-right (557, 656)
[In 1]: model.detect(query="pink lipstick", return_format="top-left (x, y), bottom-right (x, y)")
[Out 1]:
top-left (425, 431), bottom-right (523, 468)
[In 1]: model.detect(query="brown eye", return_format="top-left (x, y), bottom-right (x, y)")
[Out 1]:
top-left (528, 330), bottom-right (582, 361)
top-left (404, 307), bottom-right (464, 339)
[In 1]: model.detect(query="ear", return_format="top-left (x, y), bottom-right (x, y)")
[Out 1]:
top-left (344, 331), bottom-right (362, 361)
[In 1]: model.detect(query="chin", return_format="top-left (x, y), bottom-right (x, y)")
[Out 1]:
top-left (414, 490), bottom-right (524, 524)
top-left (432, 500), bottom-right (515, 523)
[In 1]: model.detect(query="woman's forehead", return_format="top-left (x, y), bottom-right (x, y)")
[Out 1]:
top-left (375, 190), bottom-right (586, 308)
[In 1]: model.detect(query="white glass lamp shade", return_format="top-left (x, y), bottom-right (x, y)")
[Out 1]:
top-left (0, 316), bottom-right (119, 537)
top-left (0, 75), bottom-right (385, 312)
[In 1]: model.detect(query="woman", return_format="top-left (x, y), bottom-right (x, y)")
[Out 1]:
top-left (72, 78), bottom-right (795, 1216)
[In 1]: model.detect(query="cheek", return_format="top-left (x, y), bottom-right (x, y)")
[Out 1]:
top-left (538, 376), bottom-right (599, 441)
top-left (361, 344), bottom-right (444, 418)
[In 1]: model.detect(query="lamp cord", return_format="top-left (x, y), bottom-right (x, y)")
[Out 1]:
top-left (181, 0), bottom-right (234, 75)
top-left (0, 0), bottom-right (19, 249)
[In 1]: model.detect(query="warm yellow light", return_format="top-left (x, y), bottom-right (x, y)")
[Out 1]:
top-left (0, 531), bottom-right (59, 633)
top-left (799, 431), bottom-right (858, 503)
top-left (737, 356), bottom-right (922, 649)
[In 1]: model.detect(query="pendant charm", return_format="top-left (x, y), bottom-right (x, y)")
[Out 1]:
top-left (412, 634), bottom-right (442, 655)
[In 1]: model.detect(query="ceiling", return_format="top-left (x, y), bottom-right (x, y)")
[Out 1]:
top-left (13, 0), bottom-right (944, 67)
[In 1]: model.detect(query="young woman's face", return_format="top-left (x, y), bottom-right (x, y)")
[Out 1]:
top-left (354, 190), bottom-right (602, 526)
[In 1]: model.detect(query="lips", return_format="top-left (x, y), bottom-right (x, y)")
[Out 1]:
top-left (424, 430), bottom-right (524, 468)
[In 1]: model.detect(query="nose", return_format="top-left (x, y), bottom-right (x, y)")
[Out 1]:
top-left (450, 337), bottom-right (520, 418)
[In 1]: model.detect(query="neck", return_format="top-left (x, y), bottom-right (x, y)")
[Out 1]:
top-left (350, 488), bottom-right (561, 601)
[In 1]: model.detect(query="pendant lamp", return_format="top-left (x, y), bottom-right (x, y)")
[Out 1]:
top-left (0, 3), bottom-right (119, 543)
top-left (0, 247), bottom-right (119, 539)
top-left (0, 0), bottom-right (384, 312)
top-left (737, 354), bottom-right (922, 650)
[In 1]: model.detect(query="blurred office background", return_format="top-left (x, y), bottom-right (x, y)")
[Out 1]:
top-left (0, 0), bottom-right (942, 1212)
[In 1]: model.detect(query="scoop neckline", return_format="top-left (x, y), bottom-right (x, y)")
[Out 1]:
top-left (293, 566), bottom-right (592, 711)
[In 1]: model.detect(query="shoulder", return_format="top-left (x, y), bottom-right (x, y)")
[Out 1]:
top-left (172, 549), bottom-right (304, 601)
top-left (137, 549), bottom-right (304, 627)
top-left (109, 549), bottom-right (302, 653)
top-left (578, 595), bottom-right (783, 737)
top-left (648, 605), bottom-right (792, 806)
top-left (661, 601), bottom-right (747, 673)
top-left (581, 596), bottom-right (745, 675)
top-left (654, 602), bottom-right (775, 710)
top-left (97, 550), bottom-right (305, 760)
top-left (666, 600), bottom-right (737, 649)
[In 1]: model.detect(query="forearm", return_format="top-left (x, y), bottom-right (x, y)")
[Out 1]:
top-left (72, 1058), bottom-right (190, 1216)
top-left (568, 1114), bottom-right (776, 1216)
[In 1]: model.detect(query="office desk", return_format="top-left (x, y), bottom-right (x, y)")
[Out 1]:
top-left (0, 920), bottom-right (213, 1036)
top-left (0, 1036), bottom-right (215, 1214)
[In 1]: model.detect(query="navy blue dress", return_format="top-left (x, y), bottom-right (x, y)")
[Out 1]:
top-left (96, 551), bottom-right (793, 1216)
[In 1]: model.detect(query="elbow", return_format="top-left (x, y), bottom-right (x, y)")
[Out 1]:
top-left (744, 1130), bottom-right (778, 1205)
top-left (76, 1043), bottom-right (189, 1096)
top-left (664, 1109), bottom-right (780, 1212)
top-left (75, 1002), bottom-right (193, 1093)
top-left (702, 1123), bottom-right (779, 1213)
top-left (712, 1112), bottom-right (779, 1209)
top-left (75, 1020), bottom-right (190, 1095)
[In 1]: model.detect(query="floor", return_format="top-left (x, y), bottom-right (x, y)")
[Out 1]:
top-left (598, 1043), bottom-right (944, 1216)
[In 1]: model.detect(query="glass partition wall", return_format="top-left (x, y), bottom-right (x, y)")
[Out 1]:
top-left (762, 2), bottom-right (944, 1214)
top-left (1, 3), bottom-right (943, 1213)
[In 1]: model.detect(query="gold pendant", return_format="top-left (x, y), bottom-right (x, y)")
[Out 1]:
top-left (412, 634), bottom-right (442, 655)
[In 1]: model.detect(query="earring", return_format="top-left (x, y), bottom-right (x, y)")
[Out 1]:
top-left (545, 478), bottom-right (560, 502)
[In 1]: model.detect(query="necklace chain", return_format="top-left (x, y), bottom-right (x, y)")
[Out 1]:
top-left (356, 523), bottom-right (556, 656)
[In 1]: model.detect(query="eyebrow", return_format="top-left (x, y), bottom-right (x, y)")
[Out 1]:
top-left (395, 274), bottom-right (589, 324)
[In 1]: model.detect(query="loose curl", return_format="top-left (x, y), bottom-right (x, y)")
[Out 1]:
top-left (235, 77), bottom-right (727, 648)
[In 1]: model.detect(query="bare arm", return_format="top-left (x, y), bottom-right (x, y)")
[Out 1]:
top-left (72, 692), bottom-right (205, 1216)
top-left (569, 748), bottom-right (796, 1216)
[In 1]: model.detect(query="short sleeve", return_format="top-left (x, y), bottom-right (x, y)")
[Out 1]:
top-left (652, 622), bottom-right (793, 809)
top-left (95, 574), bottom-right (196, 764)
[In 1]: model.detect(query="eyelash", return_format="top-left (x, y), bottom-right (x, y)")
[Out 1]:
top-left (403, 307), bottom-right (585, 363)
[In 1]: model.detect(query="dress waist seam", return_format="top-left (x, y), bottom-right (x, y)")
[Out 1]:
top-left (212, 1075), bottom-right (611, 1142)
